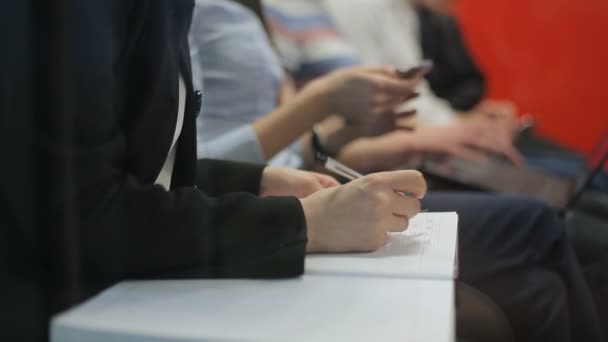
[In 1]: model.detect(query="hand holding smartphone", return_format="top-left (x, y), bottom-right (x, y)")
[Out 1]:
top-left (396, 60), bottom-right (434, 79)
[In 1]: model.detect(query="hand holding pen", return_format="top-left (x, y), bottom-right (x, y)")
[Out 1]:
top-left (301, 154), bottom-right (427, 253)
top-left (315, 152), bottom-right (425, 200)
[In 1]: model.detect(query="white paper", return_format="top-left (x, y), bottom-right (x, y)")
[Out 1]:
top-left (52, 276), bottom-right (454, 342)
top-left (306, 212), bottom-right (458, 280)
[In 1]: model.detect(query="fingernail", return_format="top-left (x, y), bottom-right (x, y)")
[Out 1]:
top-left (395, 110), bottom-right (417, 118)
top-left (396, 125), bottom-right (416, 132)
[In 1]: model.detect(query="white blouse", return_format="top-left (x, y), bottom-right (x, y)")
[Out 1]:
top-left (154, 74), bottom-right (186, 190)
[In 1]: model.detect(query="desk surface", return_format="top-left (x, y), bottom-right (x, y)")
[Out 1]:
top-left (52, 276), bottom-right (455, 342)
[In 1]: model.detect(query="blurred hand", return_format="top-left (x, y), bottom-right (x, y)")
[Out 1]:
top-left (301, 171), bottom-right (426, 253)
top-left (336, 131), bottom-right (420, 174)
top-left (311, 66), bottom-right (420, 124)
top-left (468, 99), bottom-right (519, 136)
top-left (260, 167), bottom-right (340, 198)
top-left (411, 120), bottom-right (524, 165)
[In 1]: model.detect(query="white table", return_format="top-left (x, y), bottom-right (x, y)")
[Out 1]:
top-left (52, 276), bottom-right (455, 342)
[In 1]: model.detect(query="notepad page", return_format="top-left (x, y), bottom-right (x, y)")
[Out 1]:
top-left (305, 212), bottom-right (458, 280)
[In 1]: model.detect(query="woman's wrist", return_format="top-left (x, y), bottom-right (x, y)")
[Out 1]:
top-left (313, 117), bottom-right (346, 155)
top-left (299, 78), bottom-right (332, 121)
top-left (336, 131), bottom-right (421, 174)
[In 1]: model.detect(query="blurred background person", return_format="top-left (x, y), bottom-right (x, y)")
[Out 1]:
top-left (263, 0), bottom-right (522, 173)
top-left (264, 0), bottom-right (608, 337)
top-left (322, 0), bottom-right (608, 184)
top-left (0, 1), bottom-right (428, 340)
top-left (190, 0), bottom-right (420, 169)
top-left (188, 1), bottom-right (605, 340)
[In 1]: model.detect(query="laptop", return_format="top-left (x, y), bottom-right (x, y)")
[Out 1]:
top-left (421, 132), bottom-right (608, 210)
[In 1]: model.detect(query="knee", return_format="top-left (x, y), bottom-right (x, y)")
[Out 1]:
top-left (502, 195), bottom-right (565, 246)
top-left (502, 195), bottom-right (555, 222)
top-left (456, 283), bottom-right (515, 342)
top-left (532, 270), bottom-right (568, 314)
top-left (474, 269), bottom-right (570, 341)
top-left (516, 270), bottom-right (569, 338)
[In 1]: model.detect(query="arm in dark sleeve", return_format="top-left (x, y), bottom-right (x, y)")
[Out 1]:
top-left (76, 147), bottom-right (307, 290)
top-left (422, 9), bottom-right (486, 111)
top-left (437, 15), bottom-right (486, 111)
top-left (437, 25), bottom-right (485, 112)
top-left (443, 79), bottom-right (485, 112)
top-left (196, 159), bottom-right (266, 196)
top-left (64, 0), bottom-right (307, 294)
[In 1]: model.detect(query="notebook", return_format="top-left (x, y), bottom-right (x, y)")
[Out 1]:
top-left (306, 212), bottom-right (459, 280)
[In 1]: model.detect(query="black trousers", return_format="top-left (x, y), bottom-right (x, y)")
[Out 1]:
top-left (424, 192), bottom-right (604, 342)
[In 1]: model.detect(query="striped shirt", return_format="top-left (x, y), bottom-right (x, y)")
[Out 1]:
top-left (263, 0), bottom-right (359, 83)
top-left (264, 0), bottom-right (456, 124)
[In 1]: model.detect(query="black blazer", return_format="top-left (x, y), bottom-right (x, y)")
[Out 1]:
top-left (417, 6), bottom-right (486, 111)
top-left (73, 0), bottom-right (309, 284)
top-left (1, 1), bottom-right (306, 339)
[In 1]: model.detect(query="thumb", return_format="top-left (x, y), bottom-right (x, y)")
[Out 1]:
top-left (359, 65), bottom-right (398, 77)
top-left (312, 172), bottom-right (341, 188)
top-left (376, 170), bottom-right (427, 199)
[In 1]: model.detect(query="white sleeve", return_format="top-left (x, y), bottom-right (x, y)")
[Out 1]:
top-left (269, 140), bottom-right (304, 169)
top-left (197, 125), bottom-right (267, 164)
top-left (197, 123), bottom-right (305, 169)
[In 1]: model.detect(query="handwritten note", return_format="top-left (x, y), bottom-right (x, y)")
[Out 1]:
top-left (305, 212), bottom-right (459, 280)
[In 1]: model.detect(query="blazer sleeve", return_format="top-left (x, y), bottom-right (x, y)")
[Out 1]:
top-left (72, 135), bottom-right (307, 290)
top-left (420, 8), bottom-right (486, 111)
top-left (62, 0), bottom-right (307, 293)
top-left (436, 15), bottom-right (485, 111)
top-left (196, 159), bottom-right (265, 196)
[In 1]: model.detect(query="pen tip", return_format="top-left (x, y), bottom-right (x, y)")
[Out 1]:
top-left (315, 152), bottom-right (328, 163)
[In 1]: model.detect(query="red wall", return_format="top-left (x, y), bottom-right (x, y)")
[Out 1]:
top-left (453, 0), bottom-right (608, 153)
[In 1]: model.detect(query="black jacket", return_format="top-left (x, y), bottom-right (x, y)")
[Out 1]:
top-left (417, 6), bottom-right (486, 111)
top-left (1, 1), bottom-right (306, 340)
top-left (68, 0), bottom-right (307, 284)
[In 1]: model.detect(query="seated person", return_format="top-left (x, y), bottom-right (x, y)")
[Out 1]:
top-left (194, 0), bottom-right (521, 175)
top-left (189, 1), bottom-right (604, 341)
top-left (324, 0), bottom-right (515, 122)
top-left (0, 1), bottom-right (426, 340)
top-left (414, 0), bottom-right (608, 192)
top-left (323, 0), bottom-right (605, 182)
top-left (191, 10), bottom-right (419, 168)
top-left (263, 0), bottom-right (523, 174)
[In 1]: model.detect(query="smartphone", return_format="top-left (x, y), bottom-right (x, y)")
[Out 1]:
top-left (396, 60), bottom-right (434, 79)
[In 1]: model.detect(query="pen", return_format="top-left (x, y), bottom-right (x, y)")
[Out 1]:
top-left (315, 152), bottom-right (429, 212)
top-left (315, 152), bottom-right (363, 181)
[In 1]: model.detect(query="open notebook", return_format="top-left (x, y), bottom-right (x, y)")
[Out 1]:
top-left (52, 212), bottom-right (458, 342)
top-left (306, 212), bottom-right (459, 280)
